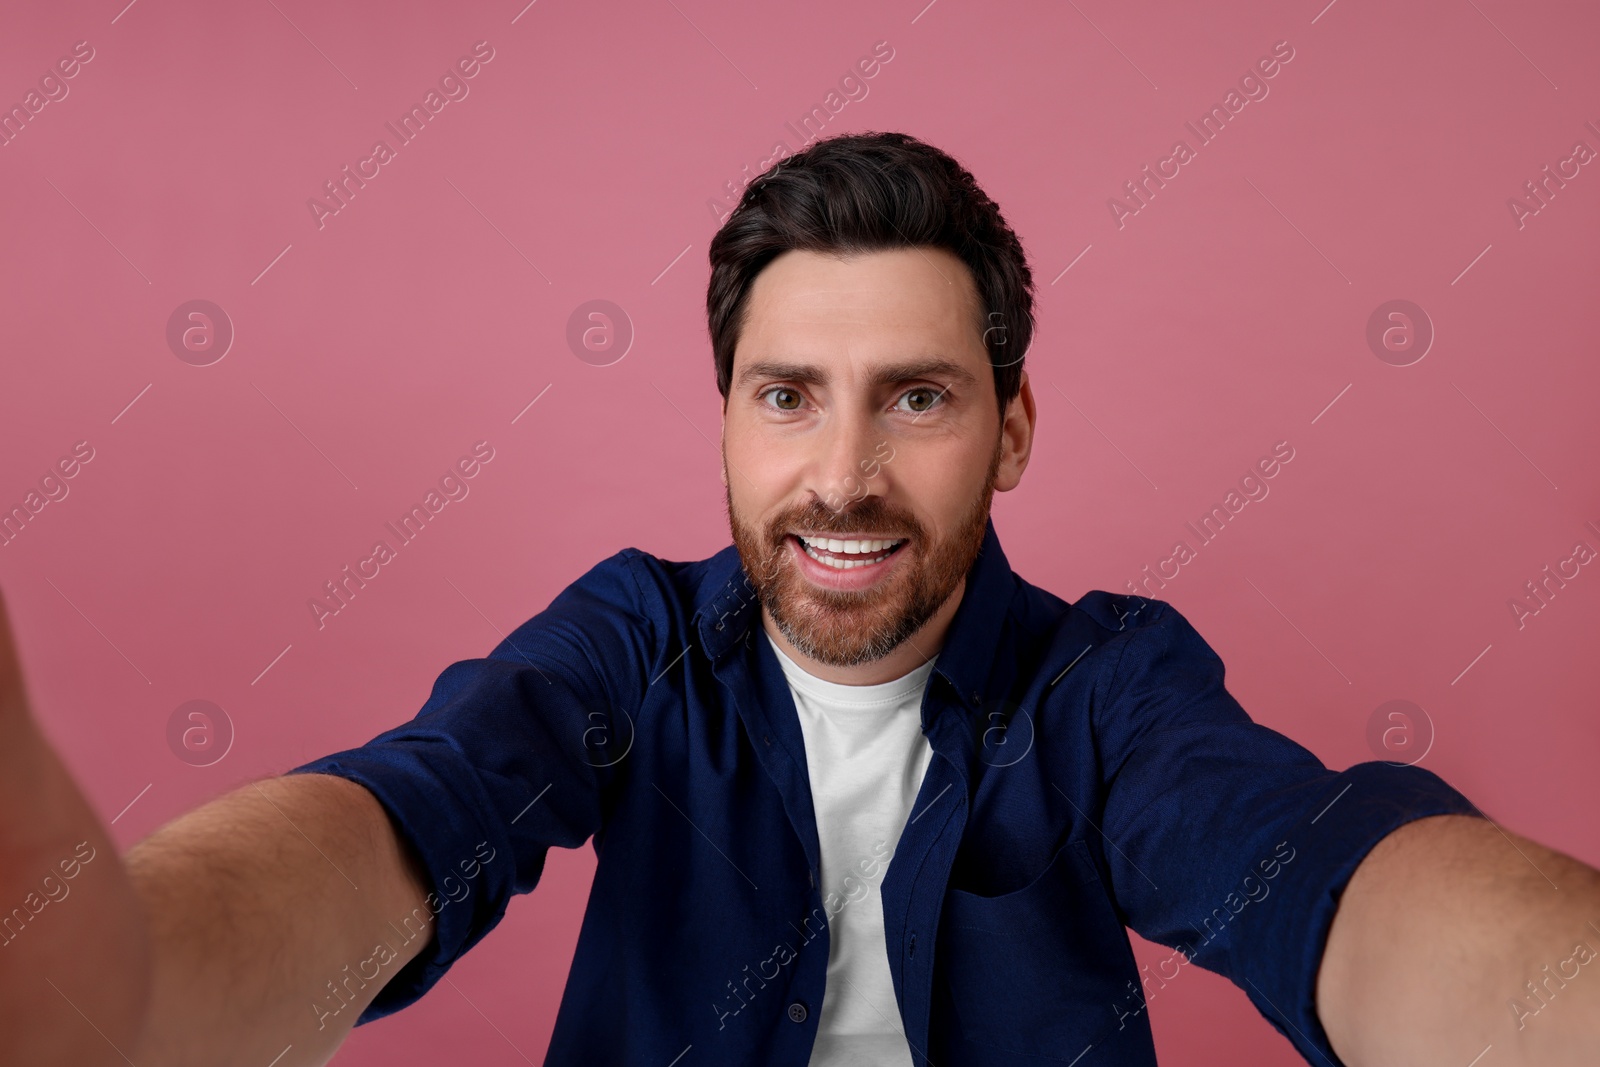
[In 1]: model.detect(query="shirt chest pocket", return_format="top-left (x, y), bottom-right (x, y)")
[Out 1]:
top-left (932, 837), bottom-right (1156, 1064)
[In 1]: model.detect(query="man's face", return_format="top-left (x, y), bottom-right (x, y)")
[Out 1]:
top-left (721, 246), bottom-right (1030, 669)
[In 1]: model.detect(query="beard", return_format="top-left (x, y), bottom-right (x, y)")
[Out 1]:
top-left (724, 434), bottom-right (1003, 669)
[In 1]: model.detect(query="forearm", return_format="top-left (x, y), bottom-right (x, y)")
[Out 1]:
top-left (126, 772), bottom-right (436, 1066)
top-left (1318, 813), bottom-right (1600, 1067)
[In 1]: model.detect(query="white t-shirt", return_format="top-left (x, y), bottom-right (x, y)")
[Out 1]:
top-left (765, 632), bottom-right (937, 1067)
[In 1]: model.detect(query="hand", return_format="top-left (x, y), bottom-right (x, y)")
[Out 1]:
top-left (0, 584), bottom-right (153, 1065)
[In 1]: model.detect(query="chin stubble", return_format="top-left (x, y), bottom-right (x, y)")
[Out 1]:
top-left (724, 438), bottom-right (1002, 668)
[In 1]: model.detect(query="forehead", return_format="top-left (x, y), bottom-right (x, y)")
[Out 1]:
top-left (735, 247), bottom-right (983, 366)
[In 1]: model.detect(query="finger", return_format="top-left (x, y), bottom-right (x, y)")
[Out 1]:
top-left (0, 584), bottom-right (27, 721)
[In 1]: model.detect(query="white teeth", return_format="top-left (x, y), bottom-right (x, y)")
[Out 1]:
top-left (798, 536), bottom-right (902, 570)
top-left (800, 536), bottom-right (902, 555)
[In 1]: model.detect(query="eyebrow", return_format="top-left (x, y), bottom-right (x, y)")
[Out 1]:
top-left (733, 357), bottom-right (980, 392)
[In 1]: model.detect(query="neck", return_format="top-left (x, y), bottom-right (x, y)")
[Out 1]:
top-left (759, 576), bottom-right (966, 686)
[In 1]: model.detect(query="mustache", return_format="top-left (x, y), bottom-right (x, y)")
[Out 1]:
top-left (768, 498), bottom-right (921, 542)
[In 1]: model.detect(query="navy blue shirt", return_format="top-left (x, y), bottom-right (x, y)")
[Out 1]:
top-left (287, 518), bottom-right (1480, 1065)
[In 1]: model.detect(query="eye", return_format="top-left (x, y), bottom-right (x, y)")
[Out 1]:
top-left (759, 386), bottom-right (805, 412)
top-left (895, 386), bottom-right (945, 414)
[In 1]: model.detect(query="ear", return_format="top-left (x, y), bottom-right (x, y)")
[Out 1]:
top-left (719, 407), bottom-right (729, 488)
top-left (994, 370), bottom-right (1036, 493)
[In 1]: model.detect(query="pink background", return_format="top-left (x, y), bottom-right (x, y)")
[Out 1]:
top-left (3, 0), bottom-right (1598, 1063)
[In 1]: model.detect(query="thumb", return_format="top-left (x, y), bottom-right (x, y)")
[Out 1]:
top-left (0, 584), bottom-right (32, 726)
top-left (0, 585), bottom-right (50, 790)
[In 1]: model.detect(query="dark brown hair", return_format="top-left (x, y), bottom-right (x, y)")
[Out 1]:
top-left (706, 131), bottom-right (1034, 418)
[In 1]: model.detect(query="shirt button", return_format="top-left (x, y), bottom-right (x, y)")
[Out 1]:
top-left (909, 932), bottom-right (917, 959)
top-left (787, 1001), bottom-right (808, 1024)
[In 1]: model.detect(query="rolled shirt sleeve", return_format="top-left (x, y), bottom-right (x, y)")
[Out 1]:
top-left (284, 549), bottom-right (660, 1023)
top-left (1093, 599), bottom-right (1481, 1065)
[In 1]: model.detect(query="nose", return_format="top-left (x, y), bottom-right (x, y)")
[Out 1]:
top-left (812, 407), bottom-right (884, 518)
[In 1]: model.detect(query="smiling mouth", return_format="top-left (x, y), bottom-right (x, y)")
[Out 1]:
top-left (789, 533), bottom-right (908, 570)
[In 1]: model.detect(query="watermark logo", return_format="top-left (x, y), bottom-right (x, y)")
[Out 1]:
top-left (0, 440), bottom-right (95, 550)
top-left (975, 696), bottom-right (1034, 768)
top-left (166, 699), bottom-right (234, 767)
top-left (821, 439), bottom-right (895, 515)
top-left (1507, 121), bottom-right (1599, 230)
top-left (0, 40), bottom-right (95, 152)
top-left (1508, 526), bottom-right (1597, 631)
top-left (308, 441), bottom-right (496, 631)
top-left (566, 299), bottom-right (633, 366)
top-left (1108, 39), bottom-right (1295, 230)
top-left (706, 40), bottom-right (896, 222)
top-left (1365, 698), bottom-right (1434, 767)
top-left (1116, 838), bottom-right (1296, 1030)
top-left (713, 838), bottom-right (891, 1030)
top-left (982, 310), bottom-right (1026, 369)
top-left (580, 702), bottom-right (636, 768)
top-left (166, 300), bottom-right (234, 367)
top-left (0, 840), bottom-right (97, 949)
top-left (1125, 441), bottom-right (1295, 598)
top-left (1365, 299), bottom-right (1433, 367)
top-left (312, 839), bottom-right (496, 1030)
top-left (307, 42), bottom-right (496, 230)
top-left (1508, 931), bottom-right (1598, 1030)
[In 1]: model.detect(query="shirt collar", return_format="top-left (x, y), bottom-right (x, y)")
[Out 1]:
top-left (693, 516), bottom-right (1015, 713)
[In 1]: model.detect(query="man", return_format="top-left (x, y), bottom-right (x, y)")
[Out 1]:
top-left (1, 132), bottom-right (1596, 1066)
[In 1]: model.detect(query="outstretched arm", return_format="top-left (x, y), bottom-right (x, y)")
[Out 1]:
top-left (1318, 813), bottom-right (1600, 1066)
top-left (124, 772), bottom-right (436, 1065)
top-left (0, 587), bottom-right (436, 1067)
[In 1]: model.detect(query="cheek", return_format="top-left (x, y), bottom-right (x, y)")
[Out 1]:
top-left (889, 449), bottom-right (982, 524)
top-left (725, 436), bottom-right (806, 520)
